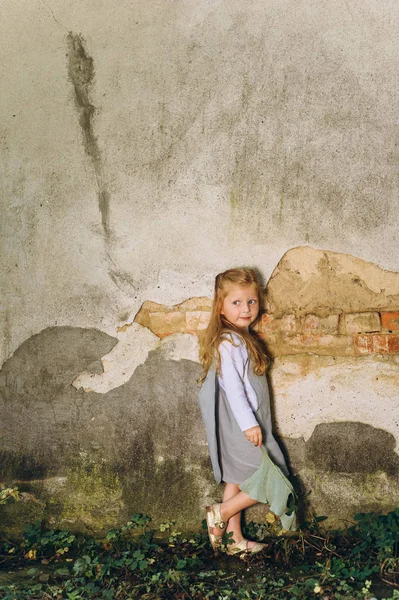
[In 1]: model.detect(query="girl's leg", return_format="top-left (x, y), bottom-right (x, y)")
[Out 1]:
top-left (223, 483), bottom-right (243, 543)
top-left (223, 485), bottom-right (262, 549)
top-left (220, 488), bottom-right (258, 522)
top-left (211, 484), bottom-right (259, 549)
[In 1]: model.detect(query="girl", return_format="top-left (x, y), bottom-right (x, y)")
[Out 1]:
top-left (198, 268), bottom-right (296, 556)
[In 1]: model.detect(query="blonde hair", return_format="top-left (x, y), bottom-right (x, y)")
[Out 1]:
top-left (199, 268), bottom-right (269, 377)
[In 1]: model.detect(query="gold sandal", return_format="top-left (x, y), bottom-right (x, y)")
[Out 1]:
top-left (205, 504), bottom-right (227, 552)
top-left (225, 539), bottom-right (267, 556)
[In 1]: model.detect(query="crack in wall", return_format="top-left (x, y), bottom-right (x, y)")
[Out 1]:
top-left (40, 0), bottom-right (69, 33)
top-left (67, 33), bottom-right (110, 237)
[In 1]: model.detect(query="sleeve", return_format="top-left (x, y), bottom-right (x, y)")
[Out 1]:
top-left (219, 340), bottom-right (259, 432)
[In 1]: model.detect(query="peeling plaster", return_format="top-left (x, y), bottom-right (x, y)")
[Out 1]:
top-left (72, 326), bottom-right (200, 394)
top-left (271, 355), bottom-right (399, 452)
top-left (266, 247), bottom-right (399, 316)
top-left (72, 322), bottom-right (159, 393)
top-left (158, 333), bottom-right (200, 363)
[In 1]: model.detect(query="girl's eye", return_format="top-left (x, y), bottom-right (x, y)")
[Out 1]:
top-left (249, 299), bottom-right (257, 305)
top-left (233, 300), bottom-right (240, 305)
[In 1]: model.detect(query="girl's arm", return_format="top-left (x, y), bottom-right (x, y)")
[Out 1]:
top-left (219, 339), bottom-right (259, 432)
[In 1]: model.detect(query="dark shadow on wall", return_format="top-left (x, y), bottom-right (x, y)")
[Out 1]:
top-left (0, 326), bottom-right (214, 532)
top-left (305, 422), bottom-right (399, 476)
top-left (0, 327), bottom-right (117, 481)
top-left (266, 362), bottom-right (399, 526)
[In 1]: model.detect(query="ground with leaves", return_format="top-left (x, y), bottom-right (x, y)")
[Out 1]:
top-left (1, 490), bottom-right (399, 599)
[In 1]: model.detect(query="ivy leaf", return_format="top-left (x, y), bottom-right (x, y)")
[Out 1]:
top-left (176, 559), bottom-right (187, 569)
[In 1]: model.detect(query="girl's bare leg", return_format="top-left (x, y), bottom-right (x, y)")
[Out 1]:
top-left (223, 483), bottom-right (242, 543)
top-left (221, 488), bottom-right (258, 521)
top-left (212, 483), bottom-right (260, 549)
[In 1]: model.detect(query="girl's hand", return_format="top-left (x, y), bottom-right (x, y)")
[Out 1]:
top-left (244, 425), bottom-right (262, 447)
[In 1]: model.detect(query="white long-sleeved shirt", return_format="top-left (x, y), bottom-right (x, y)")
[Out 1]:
top-left (217, 334), bottom-right (259, 432)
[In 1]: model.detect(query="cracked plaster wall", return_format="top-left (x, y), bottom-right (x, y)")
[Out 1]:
top-left (1, 249), bottom-right (399, 533)
top-left (2, 0), bottom-right (399, 366)
top-left (2, 1), bottom-right (399, 532)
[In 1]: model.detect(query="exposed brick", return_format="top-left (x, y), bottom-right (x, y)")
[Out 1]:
top-left (388, 334), bottom-right (399, 353)
top-left (260, 332), bottom-right (354, 358)
top-left (373, 335), bottom-right (390, 353)
top-left (186, 310), bottom-right (210, 331)
top-left (260, 314), bottom-right (279, 333)
top-left (381, 311), bottom-right (399, 332)
top-left (339, 312), bottom-right (381, 334)
top-left (302, 314), bottom-right (339, 334)
top-left (280, 314), bottom-right (298, 336)
top-left (260, 313), bottom-right (300, 336)
top-left (179, 297), bottom-right (213, 312)
top-left (354, 334), bottom-right (399, 355)
top-left (354, 334), bottom-right (374, 355)
top-left (149, 311), bottom-right (186, 336)
top-left (134, 297), bottom-right (212, 332)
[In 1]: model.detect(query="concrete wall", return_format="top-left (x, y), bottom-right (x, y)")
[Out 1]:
top-left (1, 1), bottom-right (399, 533)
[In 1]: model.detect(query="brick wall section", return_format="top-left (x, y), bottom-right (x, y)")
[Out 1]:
top-left (132, 301), bottom-right (399, 357)
top-left (339, 312), bottom-right (380, 334)
top-left (381, 311), bottom-right (399, 331)
top-left (259, 310), bottom-right (399, 357)
top-left (133, 298), bottom-right (212, 338)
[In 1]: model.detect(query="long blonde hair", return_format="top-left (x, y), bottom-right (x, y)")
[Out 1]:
top-left (199, 268), bottom-right (269, 377)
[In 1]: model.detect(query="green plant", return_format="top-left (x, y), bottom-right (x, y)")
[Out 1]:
top-left (2, 509), bottom-right (399, 599)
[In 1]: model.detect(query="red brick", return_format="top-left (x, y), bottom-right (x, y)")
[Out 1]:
top-left (388, 334), bottom-right (399, 353)
top-left (301, 334), bottom-right (321, 345)
top-left (373, 335), bottom-right (390, 353)
top-left (354, 334), bottom-right (399, 355)
top-left (303, 314), bottom-right (339, 334)
top-left (280, 314), bottom-right (298, 335)
top-left (260, 314), bottom-right (279, 333)
top-left (354, 334), bottom-right (374, 355)
top-left (260, 313), bottom-right (299, 336)
top-left (381, 311), bottom-right (399, 332)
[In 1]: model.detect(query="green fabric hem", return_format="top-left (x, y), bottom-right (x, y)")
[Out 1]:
top-left (239, 447), bottom-right (297, 531)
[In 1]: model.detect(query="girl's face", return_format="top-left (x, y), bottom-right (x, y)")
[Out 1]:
top-left (220, 283), bottom-right (260, 329)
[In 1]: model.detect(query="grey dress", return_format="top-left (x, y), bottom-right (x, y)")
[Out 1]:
top-left (198, 337), bottom-right (297, 530)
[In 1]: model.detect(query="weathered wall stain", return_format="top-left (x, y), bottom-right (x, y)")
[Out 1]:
top-left (0, 451), bottom-right (48, 480)
top-left (0, 327), bottom-right (213, 533)
top-left (1, 324), bottom-right (399, 533)
top-left (0, 327), bottom-right (117, 476)
top-left (72, 322), bottom-right (159, 394)
top-left (223, 29), bottom-right (397, 242)
top-left (306, 422), bottom-right (399, 476)
top-left (67, 33), bottom-right (110, 236)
